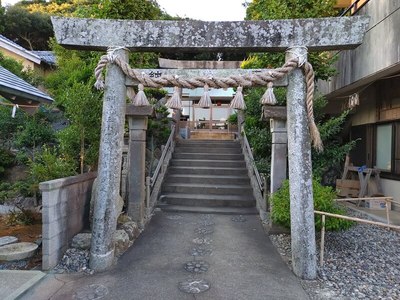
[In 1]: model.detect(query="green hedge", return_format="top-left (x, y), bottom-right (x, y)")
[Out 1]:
top-left (270, 179), bottom-right (353, 231)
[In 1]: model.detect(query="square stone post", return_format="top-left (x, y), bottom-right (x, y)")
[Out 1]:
top-left (265, 107), bottom-right (288, 193)
top-left (126, 105), bottom-right (153, 226)
top-left (90, 48), bottom-right (129, 272)
top-left (270, 119), bottom-right (287, 191)
top-left (286, 47), bottom-right (317, 279)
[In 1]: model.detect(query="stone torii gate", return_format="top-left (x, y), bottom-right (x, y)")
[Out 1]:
top-left (52, 16), bottom-right (369, 278)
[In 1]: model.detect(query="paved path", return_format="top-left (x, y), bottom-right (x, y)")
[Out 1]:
top-left (22, 211), bottom-right (309, 300)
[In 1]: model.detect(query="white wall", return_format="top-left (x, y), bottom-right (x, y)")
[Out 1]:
top-left (380, 179), bottom-right (400, 211)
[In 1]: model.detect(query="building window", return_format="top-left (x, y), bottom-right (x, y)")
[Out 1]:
top-left (350, 122), bottom-right (400, 179)
top-left (376, 124), bottom-right (392, 171)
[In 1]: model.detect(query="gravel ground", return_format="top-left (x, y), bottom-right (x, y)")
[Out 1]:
top-left (269, 209), bottom-right (400, 300)
top-left (53, 248), bottom-right (93, 274)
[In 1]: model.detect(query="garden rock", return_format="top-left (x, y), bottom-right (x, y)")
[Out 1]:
top-left (16, 196), bottom-right (37, 209)
top-left (120, 221), bottom-right (140, 241)
top-left (114, 230), bottom-right (131, 257)
top-left (117, 214), bottom-right (132, 225)
top-left (71, 233), bottom-right (92, 250)
top-left (0, 205), bottom-right (19, 215)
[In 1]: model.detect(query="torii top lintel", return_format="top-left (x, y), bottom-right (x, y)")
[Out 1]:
top-left (52, 16), bottom-right (369, 53)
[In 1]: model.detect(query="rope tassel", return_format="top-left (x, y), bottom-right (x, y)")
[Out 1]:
top-left (165, 86), bottom-right (182, 109)
top-left (11, 104), bottom-right (18, 118)
top-left (132, 84), bottom-right (150, 106)
top-left (198, 84), bottom-right (212, 108)
top-left (230, 86), bottom-right (246, 110)
top-left (260, 82), bottom-right (277, 105)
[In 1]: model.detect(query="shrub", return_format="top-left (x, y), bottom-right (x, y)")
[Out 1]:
top-left (227, 113), bottom-right (237, 125)
top-left (6, 208), bottom-right (34, 226)
top-left (270, 179), bottom-right (353, 231)
top-left (0, 181), bottom-right (35, 204)
top-left (29, 146), bottom-right (77, 193)
top-left (0, 148), bottom-right (15, 177)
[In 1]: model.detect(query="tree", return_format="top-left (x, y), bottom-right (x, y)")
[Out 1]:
top-left (243, 0), bottom-right (353, 184)
top-left (243, 0), bottom-right (338, 80)
top-left (0, 105), bottom-right (25, 150)
top-left (2, 5), bottom-right (53, 50)
top-left (56, 82), bottom-right (102, 173)
top-left (0, 1), bottom-right (5, 33)
top-left (41, 0), bottom-right (169, 173)
top-left (245, 0), bottom-right (337, 20)
top-left (14, 110), bottom-right (56, 159)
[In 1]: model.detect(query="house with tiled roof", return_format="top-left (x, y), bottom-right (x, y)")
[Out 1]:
top-left (0, 34), bottom-right (56, 76)
top-left (0, 35), bottom-right (54, 109)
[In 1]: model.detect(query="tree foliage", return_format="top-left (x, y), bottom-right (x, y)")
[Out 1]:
top-left (2, 5), bottom-right (53, 50)
top-left (243, 0), bottom-right (353, 185)
top-left (40, 0), bottom-right (170, 173)
top-left (245, 0), bottom-right (337, 20)
top-left (243, 0), bottom-right (338, 80)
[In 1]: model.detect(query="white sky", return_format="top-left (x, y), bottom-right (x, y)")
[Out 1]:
top-left (2, 0), bottom-right (247, 21)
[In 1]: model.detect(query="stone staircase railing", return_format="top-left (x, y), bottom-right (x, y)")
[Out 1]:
top-left (145, 125), bottom-right (176, 214)
top-left (240, 131), bottom-right (268, 219)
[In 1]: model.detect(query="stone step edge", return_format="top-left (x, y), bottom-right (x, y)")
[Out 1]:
top-left (162, 183), bottom-right (252, 189)
top-left (160, 193), bottom-right (255, 201)
top-left (156, 204), bottom-right (258, 215)
top-left (169, 166), bottom-right (247, 170)
top-left (166, 174), bottom-right (249, 179)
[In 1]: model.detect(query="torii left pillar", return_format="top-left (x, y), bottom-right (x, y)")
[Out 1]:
top-left (90, 48), bottom-right (128, 271)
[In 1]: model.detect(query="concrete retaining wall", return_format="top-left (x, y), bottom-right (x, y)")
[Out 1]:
top-left (39, 172), bottom-right (97, 270)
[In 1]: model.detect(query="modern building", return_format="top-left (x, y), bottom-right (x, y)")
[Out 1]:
top-left (319, 0), bottom-right (400, 209)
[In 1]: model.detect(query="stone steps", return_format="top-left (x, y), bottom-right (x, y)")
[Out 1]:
top-left (167, 166), bottom-right (248, 176)
top-left (159, 139), bottom-right (256, 212)
top-left (165, 174), bottom-right (250, 185)
top-left (176, 140), bottom-right (240, 148)
top-left (157, 204), bottom-right (258, 215)
top-left (172, 152), bottom-right (244, 160)
top-left (162, 183), bottom-right (253, 196)
top-left (174, 147), bottom-right (242, 154)
top-left (170, 159), bottom-right (246, 168)
top-left (160, 193), bottom-right (255, 207)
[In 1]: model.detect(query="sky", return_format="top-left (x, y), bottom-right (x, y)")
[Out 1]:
top-left (2, 0), bottom-right (247, 21)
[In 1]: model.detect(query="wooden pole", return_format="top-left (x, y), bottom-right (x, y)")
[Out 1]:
top-left (385, 201), bottom-right (390, 225)
top-left (314, 211), bottom-right (400, 230)
top-left (320, 215), bottom-right (326, 267)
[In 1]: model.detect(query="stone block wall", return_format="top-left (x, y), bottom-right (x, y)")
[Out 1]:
top-left (40, 172), bottom-right (97, 270)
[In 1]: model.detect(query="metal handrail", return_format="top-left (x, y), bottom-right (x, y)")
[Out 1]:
top-left (150, 125), bottom-right (175, 189)
top-left (242, 130), bottom-right (264, 192)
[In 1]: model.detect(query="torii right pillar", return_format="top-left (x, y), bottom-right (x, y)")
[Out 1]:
top-left (286, 47), bottom-right (317, 279)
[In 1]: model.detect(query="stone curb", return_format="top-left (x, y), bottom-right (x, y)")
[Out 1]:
top-left (0, 270), bottom-right (45, 300)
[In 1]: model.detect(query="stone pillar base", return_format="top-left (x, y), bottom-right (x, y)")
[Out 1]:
top-left (89, 249), bottom-right (115, 272)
